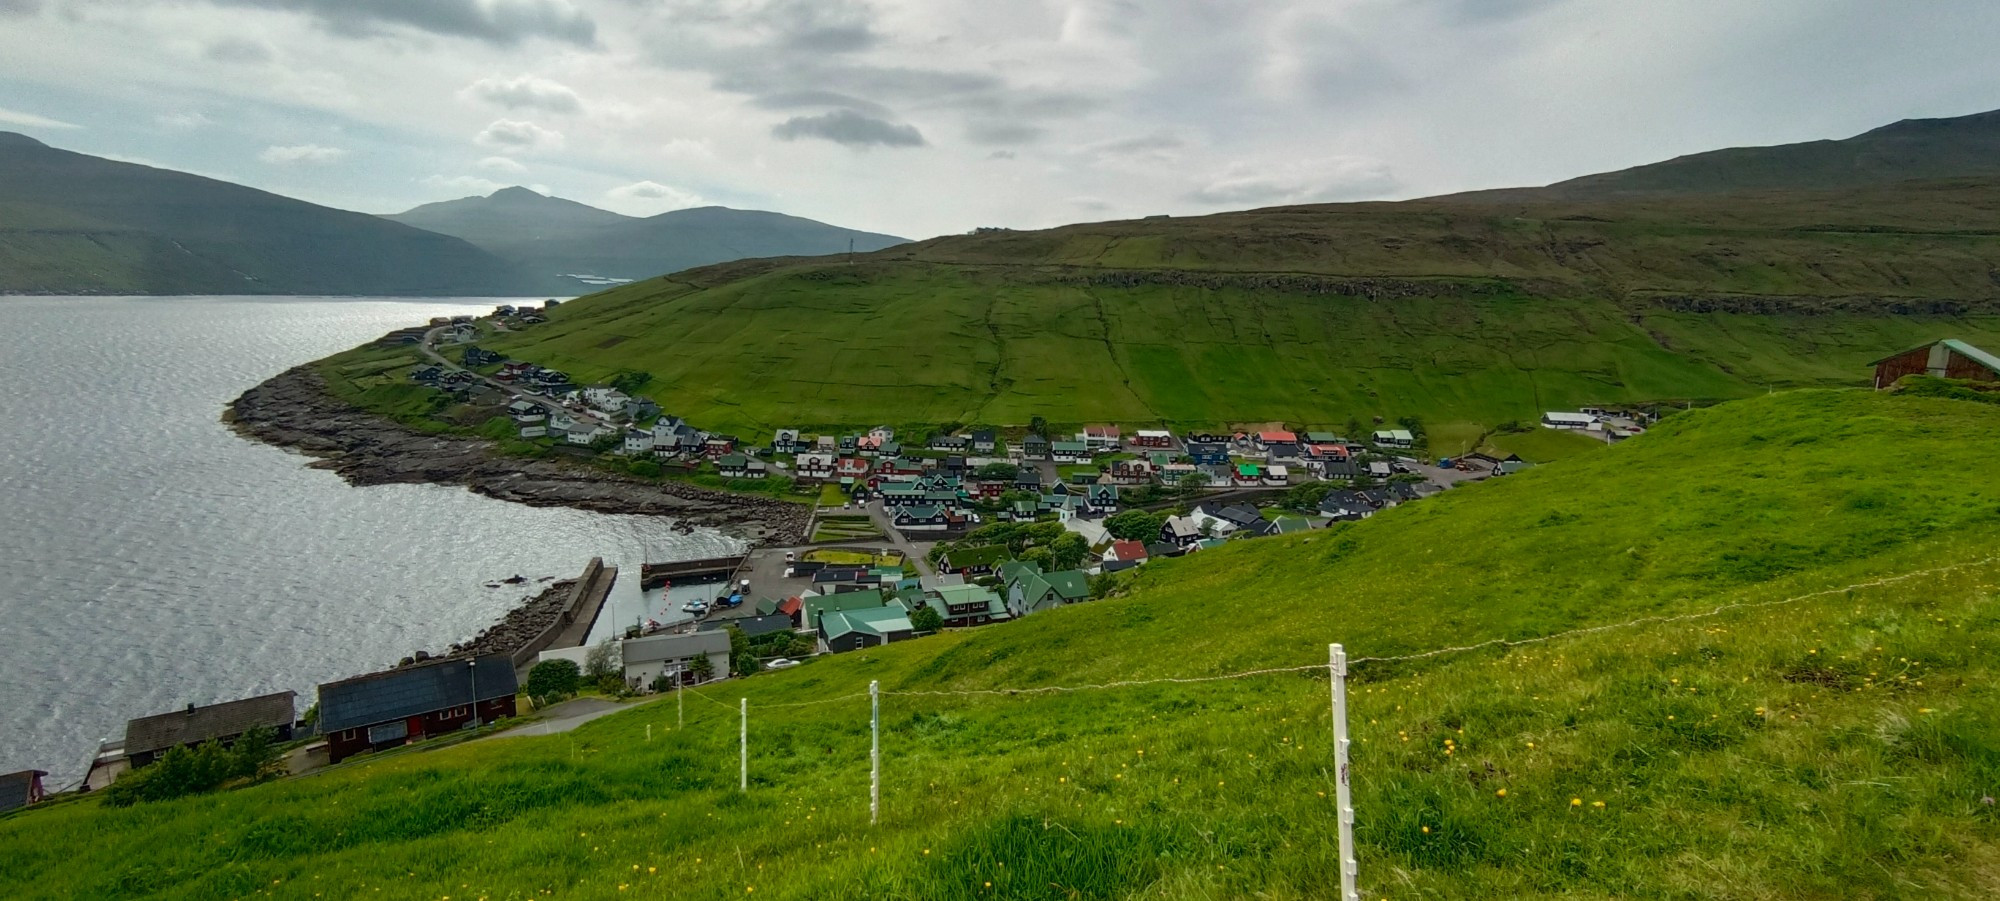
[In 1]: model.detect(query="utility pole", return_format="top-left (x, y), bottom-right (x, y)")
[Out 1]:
top-left (869, 680), bottom-right (881, 825)
top-left (1330, 644), bottom-right (1358, 901)
top-left (739, 697), bottom-right (748, 792)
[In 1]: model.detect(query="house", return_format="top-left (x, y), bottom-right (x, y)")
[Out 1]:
top-left (1372, 429), bottom-right (1416, 448)
top-left (1368, 461), bottom-right (1394, 479)
top-left (1085, 483), bottom-right (1120, 513)
top-left (816, 434), bottom-right (839, 452)
top-left (1496, 459), bottom-right (1534, 475)
top-left (1081, 425), bottom-right (1122, 450)
top-left (836, 457), bottom-right (871, 485)
top-left (1160, 515), bottom-right (1202, 547)
top-left (621, 631), bottom-right (731, 689)
top-left (756, 596), bottom-right (804, 627)
top-left (699, 613), bottom-right (797, 639)
top-left (856, 435), bottom-right (885, 456)
top-left (411, 365), bottom-right (444, 385)
top-left (1871, 338), bottom-right (2000, 388)
top-left (1318, 490), bottom-right (1376, 521)
top-left (123, 691), bottom-right (297, 768)
top-left (1062, 516), bottom-right (1110, 548)
top-left (795, 452), bottom-right (836, 480)
top-left (1270, 515), bottom-right (1315, 535)
top-left (921, 584), bottom-right (1010, 628)
top-left (1541, 411), bottom-right (1598, 430)
top-left (893, 505), bottom-right (968, 532)
top-left (1022, 434), bottom-right (1051, 459)
top-left (820, 604), bottom-right (916, 652)
top-left (0, 771), bottom-right (47, 813)
top-left (507, 399), bottom-right (548, 422)
top-left (1320, 457), bottom-right (1359, 482)
top-left (940, 544), bottom-right (1011, 577)
top-left (868, 426), bottom-right (897, 442)
top-left (1185, 441), bottom-right (1229, 465)
top-left (317, 656), bottom-right (518, 764)
top-left (1184, 431), bottom-right (1230, 445)
top-left (1104, 539), bottom-right (1148, 564)
top-left (943, 455), bottom-right (969, 475)
top-left (703, 435), bottom-right (737, 457)
top-left (1051, 440), bottom-right (1092, 464)
top-left (1304, 430), bottom-right (1343, 446)
top-left (1254, 430), bottom-right (1298, 455)
top-left (996, 559), bottom-right (1043, 586)
top-left (1192, 503), bottom-right (1267, 537)
top-left (772, 429), bottom-right (802, 454)
top-left (565, 422), bottom-right (608, 446)
top-left (1006, 570), bottom-right (1091, 617)
top-left (1133, 429), bottom-right (1173, 448)
top-left (930, 433), bottom-right (971, 452)
top-left (1144, 541), bottom-right (1183, 560)
top-left (970, 429), bottom-right (998, 454)
top-left (581, 387), bottom-right (631, 415)
top-left (462, 346), bottom-right (504, 367)
top-left (1014, 468), bottom-right (1043, 492)
top-left (624, 430), bottom-right (655, 455)
top-left (1263, 464), bottom-right (1290, 486)
top-left (625, 398), bottom-right (660, 421)
top-left (1234, 463), bottom-right (1262, 486)
top-left (716, 453), bottom-right (766, 479)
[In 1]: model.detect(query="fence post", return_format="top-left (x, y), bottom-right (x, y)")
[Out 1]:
top-left (677, 678), bottom-right (683, 728)
top-left (869, 680), bottom-right (881, 826)
top-left (1330, 643), bottom-right (1358, 901)
top-left (739, 697), bottom-right (748, 792)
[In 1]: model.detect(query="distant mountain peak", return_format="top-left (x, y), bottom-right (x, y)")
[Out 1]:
top-left (1858, 108), bottom-right (2000, 138)
top-left (489, 186), bottom-right (545, 200)
top-left (0, 131), bottom-right (50, 149)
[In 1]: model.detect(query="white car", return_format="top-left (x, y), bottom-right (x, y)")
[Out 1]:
top-left (765, 658), bottom-right (800, 670)
top-left (682, 599), bottom-right (710, 615)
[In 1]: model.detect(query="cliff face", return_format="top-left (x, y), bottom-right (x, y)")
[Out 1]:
top-left (225, 366), bottom-right (810, 545)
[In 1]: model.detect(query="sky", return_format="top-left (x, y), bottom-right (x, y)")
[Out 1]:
top-left (3, 0), bottom-right (2000, 240)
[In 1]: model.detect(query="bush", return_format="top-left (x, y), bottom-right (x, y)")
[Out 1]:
top-left (1104, 510), bottom-right (1166, 541)
top-left (102, 727), bottom-right (282, 807)
top-left (628, 459), bottom-right (662, 478)
top-left (584, 638), bottom-right (619, 679)
top-left (910, 605), bottom-right (944, 633)
top-left (526, 659), bottom-right (582, 702)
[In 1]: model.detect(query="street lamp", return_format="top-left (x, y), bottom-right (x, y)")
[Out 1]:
top-left (468, 658), bottom-right (482, 728)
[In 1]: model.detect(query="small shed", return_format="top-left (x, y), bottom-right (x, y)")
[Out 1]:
top-left (1870, 339), bottom-right (2000, 389)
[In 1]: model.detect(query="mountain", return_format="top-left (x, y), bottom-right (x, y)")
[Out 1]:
top-left (0, 133), bottom-right (526, 296)
top-left (10, 389), bottom-right (2000, 897)
top-left (384, 188), bottom-right (909, 291)
top-left (1448, 108), bottom-right (2000, 201)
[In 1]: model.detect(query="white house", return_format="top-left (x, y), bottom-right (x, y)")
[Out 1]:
top-left (1062, 516), bottom-right (1110, 549)
top-left (620, 632), bottom-right (731, 690)
top-left (1541, 411), bottom-right (1598, 430)
top-left (582, 387), bottom-right (631, 416)
top-left (795, 452), bottom-right (836, 480)
top-left (1371, 429), bottom-right (1415, 448)
top-left (566, 423), bottom-right (608, 446)
top-left (623, 430), bottom-right (655, 455)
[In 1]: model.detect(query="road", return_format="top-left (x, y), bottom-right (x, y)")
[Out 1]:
top-left (420, 324), bottom-right (612, 430)
top-left (862, 500), bottom-right (936, 576)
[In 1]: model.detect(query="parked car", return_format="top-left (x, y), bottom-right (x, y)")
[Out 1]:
top-left (682, 599), bottom-right (710, 615)
top-left (765, 658), bottom-right (800, 670)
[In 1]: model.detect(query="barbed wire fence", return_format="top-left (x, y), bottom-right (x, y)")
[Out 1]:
top-left (646, 553), bottom-right (1999, 899)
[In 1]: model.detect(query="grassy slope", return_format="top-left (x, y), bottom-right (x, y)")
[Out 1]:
top-left (478, 181), bottom-right (2000, 439)
top-left (7, 390), bottom-right (2000, 899)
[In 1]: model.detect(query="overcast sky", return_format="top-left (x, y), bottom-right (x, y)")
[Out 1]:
top-left (3, 0), bottom-right (1999, 239)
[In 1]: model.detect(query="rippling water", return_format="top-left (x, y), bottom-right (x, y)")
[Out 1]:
top-left (0, 296), bottom-right (739, 784)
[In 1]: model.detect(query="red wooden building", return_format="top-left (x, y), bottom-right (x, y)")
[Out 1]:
top-left (317, 656), bottom-right (517, 763)
top-left (1871, 339), bottom-right (2000, 389)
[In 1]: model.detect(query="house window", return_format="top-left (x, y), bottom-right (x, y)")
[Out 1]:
top-left (340, 729), bottom-right (358, 741)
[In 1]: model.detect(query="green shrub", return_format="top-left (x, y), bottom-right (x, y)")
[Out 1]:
top-left (525, 659), bottom-right (581, 702)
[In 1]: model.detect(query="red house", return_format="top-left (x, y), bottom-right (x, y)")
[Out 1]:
top-left (1871, 339), bottom-right (2000, 389)
top-left (836, 457), bottom-right (871, 484)
top-left (317, 656), bottom-right (517, 764)
top-left (0, 770), bottom-right (47, 813)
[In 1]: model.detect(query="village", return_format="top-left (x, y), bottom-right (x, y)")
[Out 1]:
top-left (19, 309), bottom-right (1678, 809)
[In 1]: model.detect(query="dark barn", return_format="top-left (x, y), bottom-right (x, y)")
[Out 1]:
top-left (318, 656), bottom-right (517, 764)
top-left (1871, 339), bottom-right (2000, 389)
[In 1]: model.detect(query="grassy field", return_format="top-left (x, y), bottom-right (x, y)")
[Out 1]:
top-left (1483, 427), bottom-right (1609, 463)
top-left (7, 390), bottom-right (2000, 898)
top-left (810, 515), bottom-right (885, 543)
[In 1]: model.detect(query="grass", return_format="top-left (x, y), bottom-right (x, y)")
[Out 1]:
top-left (1483, 427), bottom-right (1609, 463)
top-left (811, 515), bottom-right (885, 543)
top-left (816, 482), bottom-right (850, 507)
top-left (801, 549), bottom-right (902, 567)
top-left (9, 390), bottom-right (2000, 898)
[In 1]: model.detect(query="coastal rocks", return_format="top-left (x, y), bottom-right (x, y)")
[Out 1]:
top-left (439, 580), bottom-right (575, 661)
top-left (226, 365), bottom-right (811, 544)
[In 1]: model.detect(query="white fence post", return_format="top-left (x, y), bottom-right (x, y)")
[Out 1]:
top-left (1330, 643), bottom-right (1359, 901)
top-left (869, 680), bottom-right (881, 826)
top-left (739, 697), bottom-right (748, 792)
top-left (677, 678), bottom-right (684, 728)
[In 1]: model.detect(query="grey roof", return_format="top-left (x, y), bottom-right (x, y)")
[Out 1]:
top-left (0, 770), bottom-right (45, 813)
top-left (622, 631), bottom-right (729, 665)
top-left (698, 614), bottom-right (796, 638)
top-left (125, 691), bottom-right (296, 756)
top-left (318, 656), bottom-right (516, 733)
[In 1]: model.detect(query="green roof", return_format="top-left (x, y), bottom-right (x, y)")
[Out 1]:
top-left (1051, 440), bottom-right (1088, 453)
top-left (1237, 463), bottom-right (1260, 476)
top-left (946, 545), bottom-right (1011, 567)
top-left (997, 560), bottom-right (1043, 585)
top-left (821, 604), bottom-right (914, 640)
top-left (931, 584), bottom-right (1001, 610)
top-left (718, 453), bottom-right (749, 467)
top-left (1018, 570), bottom-right (1091, 612)
top-left (804, 589), bottom-right (886, 629)
top-left (1271, 516), bottom-right (1314, 534)
top-left (1305, 431), bottom-right (1340, 443)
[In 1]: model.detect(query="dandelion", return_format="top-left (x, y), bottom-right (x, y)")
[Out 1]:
top-left (1495, 788), bottom-right (1507, 798)
top-left (1571, 798), bottom-right (1582, 807)
top-left (1592, 801), bottom-right (1605, 809)
top-left (1421, 826), bottom-right (1430, 834)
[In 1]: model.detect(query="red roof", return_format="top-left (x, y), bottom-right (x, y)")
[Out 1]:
top-left (1085, 425), bottom-right (1121, 437)
top-left (777, 597), bottom-right (802, 615)
top-left (1258, 430), bottom-right (1297, 443)
top-left (1110, 539), bottom-right (1148, 561)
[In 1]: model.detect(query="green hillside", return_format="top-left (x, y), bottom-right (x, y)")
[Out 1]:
top-left (478, 177), bottom-right (2000, 438)
top-left (7, 390), bottom-right (2000, 898)
top-left (0, 132), bottom-right (527, 296)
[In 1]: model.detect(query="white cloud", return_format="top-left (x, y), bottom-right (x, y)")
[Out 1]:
top-left (461, 74), bottom-right (582, 113)
top-left (660, 138), bottom-right (714, 160)
top-left (1186, 157), bottom-right (1400, 206)
top-left (604, 179), bottom-right (704, 214)
top-left (258, 143), bottom-right (347, 164)
top-left (155, 112), bottom-right (211, 130)
top-left (421, 174), bottom-right (507, 195)
top-left (475, 118), bottom-right (564, 152)
top-left (476, 155), bottom-right (528, 174)
top-left (0, 105), bottom-right (80, 129)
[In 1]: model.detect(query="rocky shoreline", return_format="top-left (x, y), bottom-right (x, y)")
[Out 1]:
top-left (225, 365), bottom-right (812, 544)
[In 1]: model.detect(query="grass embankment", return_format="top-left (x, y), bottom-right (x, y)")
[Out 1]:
top-left (8, 391), bottom-right (2000, 898)
top-left (811, 515), bottom-right (885, 543)
top-left (1483, 426), bottom-right (1609, 463)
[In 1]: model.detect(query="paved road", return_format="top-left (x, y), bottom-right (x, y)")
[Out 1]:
top-left (488, 697), bottom-right (631, 738)
top-left (420, 325), bottom-right (612, 430)
top-left (863, 500), bottom-right (936, 576)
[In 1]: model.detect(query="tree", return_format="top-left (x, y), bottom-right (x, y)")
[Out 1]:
top-left (1283, 482), bottom-right (1333, 512)
top-left (1050, 532), bottom-right (1088, 570)
top-left (1177, 471), bottom-right (1209, 496)
top-left (231, 726), bottom-right (282, 780)
top-left (1029, 415), bottom-right (1048, 438)
top-left (910, 605), bottom-right (944, 633)
top-left (976, 462), bottom-right (1020, 480)
top-left (688, 653), bottom-right (715, 682)
top-left (584, 637), bottom-right (620, 680)
top-left (1021, 546), bottom-right (1053, 568)
top-left (526, 658), bottom-right (582, 701)
top-left (1345, 417), bottom-right (1364, 440)
top-left (1089, 572), bottom-right (1121, 599)
top-left (628, 459), bottom-right (662, 478)
top-left (1104, 510), bottom-right (1166, 541)
top-left (726, 626), bottom-right (753, 676)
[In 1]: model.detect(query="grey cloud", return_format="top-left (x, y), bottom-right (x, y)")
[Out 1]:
top-left (772, 109), bottom-right (924, 148)
top-left (1185, 159), bottom-right (1400, 206)
top-left (966, 122), bottom-right (1045, 145)
top-left (476, 119), bottom-right (565, 151)
top-left (987, 150), bottom-right (1017, 160)
top-left (1087, 132), bottom-right (1184, 160)
top-left (752, 90), bottom-right (892, 117)
top-left (0, 0), bottom-right (42, 16)
top-left (204, 36), bottom-right (273, 64)
top-left (464, 75), bottom-right (583, 114)
top-left (211, 0), bottom-right (596, 47)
